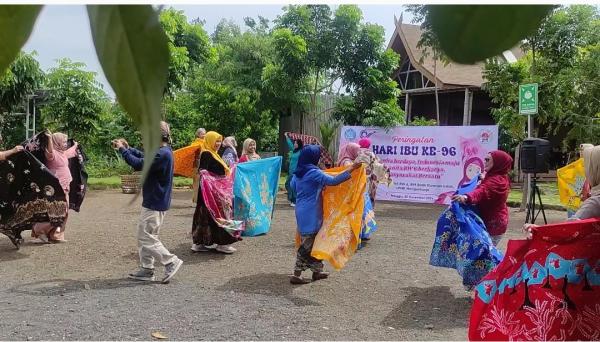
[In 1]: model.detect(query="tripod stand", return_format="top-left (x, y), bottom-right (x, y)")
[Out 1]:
top-left (525, 175), bottom-right (547, 224)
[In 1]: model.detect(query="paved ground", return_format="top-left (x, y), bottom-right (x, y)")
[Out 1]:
top-left (0, 190), bottom-right (567, 340)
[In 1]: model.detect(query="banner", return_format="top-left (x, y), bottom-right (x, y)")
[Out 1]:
top-left (339, 125), bottom-right (498, 204)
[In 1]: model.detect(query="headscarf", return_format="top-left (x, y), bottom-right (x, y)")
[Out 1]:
top-left (458, 157), bottom-right (484, 187)
top-left (223, 136), bottom-right (238, 157)
top-left (486, 150), bottom-right (513, 177)
top-left (203, 131), bottom-right (230, 175)
top-left (293, 139), bottom-right (304, 153)
top-left (294, 145), bottom-right (321, 178)
top-left (337, 142), bottom-right (361, 167)
top-left (582, 145), bottom-right (600, 196)
top-left (358, 138), bottom-right (371, 149)
top-left (242, 138), bottom-right (260, 161)
top-left (51, 133), bottom-right (68, 152)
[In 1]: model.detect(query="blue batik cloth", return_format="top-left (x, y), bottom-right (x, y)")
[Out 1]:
top-left (234, 156), bottom-right (282, 237)
top-left (429, 175), bottom-right (504, 286)
top-left (360, 189), bottom-right (378, 240)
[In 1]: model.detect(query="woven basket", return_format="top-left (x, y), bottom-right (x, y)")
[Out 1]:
top-left (120, 173), bottom-right (141, 194)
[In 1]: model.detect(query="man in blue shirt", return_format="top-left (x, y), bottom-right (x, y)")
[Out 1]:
top-left (115, 121), bottom-right (183, 283)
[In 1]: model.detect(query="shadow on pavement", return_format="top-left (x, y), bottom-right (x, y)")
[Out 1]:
top-left (217, 272), bottom-right (322, 307)
top-left (10, 278), bottom-right (155, 296)
top-left (381, 286), bottom-right (471, 330)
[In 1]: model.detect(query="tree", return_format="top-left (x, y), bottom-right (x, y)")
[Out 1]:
top-left (42, 58), bottom-right (108, 144)
top-left (211, 18), bottom-right (241, 44)
top-left (0, 51), bottom-right (44, 147)
top-left (159, 7), bottom-right (215, 96)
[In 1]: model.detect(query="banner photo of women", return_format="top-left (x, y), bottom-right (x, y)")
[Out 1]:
top-left (339, 125), bottom-right (499, 204)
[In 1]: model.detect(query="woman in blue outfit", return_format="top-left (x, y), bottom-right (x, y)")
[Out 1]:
top-left (284, 132), bottom-right (303, 207)
top-left (290, 145), bottom-right (360, 284)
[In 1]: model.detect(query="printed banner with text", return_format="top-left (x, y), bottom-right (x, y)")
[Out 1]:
top-left (340, 125), bottom-right (498, 204)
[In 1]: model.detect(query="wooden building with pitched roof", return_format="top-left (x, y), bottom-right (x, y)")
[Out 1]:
top-left (388, 15), bottom-right (524, 126)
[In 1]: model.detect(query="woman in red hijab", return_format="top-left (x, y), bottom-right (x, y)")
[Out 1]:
top-left (452, 150), bottom-right (513, 246)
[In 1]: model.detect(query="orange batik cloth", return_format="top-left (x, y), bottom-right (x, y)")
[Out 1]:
top-left (311, 166), bottom-right (366, 269)
top-left (173, 139), bottom-right (204, 178)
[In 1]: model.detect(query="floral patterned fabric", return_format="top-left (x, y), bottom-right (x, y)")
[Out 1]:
top-left (429, 176), bottom-right (503, 286)
top-left (469, 218), bottom-right (600, 341)
top-left (0, 150), bottom-right (67, 248)
top-left (233, 157), bottom-right (282, 237)
top-left (310, 166), bottom-right (366, 270)
top-left (199, 169), bottom-right (244, 238)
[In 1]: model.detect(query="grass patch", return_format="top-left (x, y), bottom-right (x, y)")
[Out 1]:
top-left (508, 181), bottom-right (564, 208)
top-left (88, 176), bottom-right (193, 190)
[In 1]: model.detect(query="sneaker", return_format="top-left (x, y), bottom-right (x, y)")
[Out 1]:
top-left (216, 244), bottom-right (237, 254)
top-left (128, 268), bottom-right (155, 281)
top-left (290, 203), bottom-right (296, 207)
top-left (37, 234), bottom-right (49, 243)
top-left (191, 244), bottom-right (211, 252)
top-left (162, 258), bottom-right (183, 284)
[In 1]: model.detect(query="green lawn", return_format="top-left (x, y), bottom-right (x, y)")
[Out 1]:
top-left (508, 182), bottom-right (563, 208)
top-left (89, 175), bottom-right (288, 190)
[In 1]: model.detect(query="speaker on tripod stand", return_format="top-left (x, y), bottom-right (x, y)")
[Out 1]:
top-left (520, 138), bottom-right (551, 224)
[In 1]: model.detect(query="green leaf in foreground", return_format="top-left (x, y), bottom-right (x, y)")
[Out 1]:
top-left (429, 5), bottom-right (555, 64)
top-left (87, 5), bottom-right (169, 186)
top-left (0, 5), bottom-right (42, 73)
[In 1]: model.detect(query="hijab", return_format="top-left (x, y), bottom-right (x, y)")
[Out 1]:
top-left (337, 143), bottom-right (361, 167)
top-left (583, 145), bottom-right (600, 196)
top-left (486, 150), bottom-right (513, 177)
top-left (293, 139), bottom-right (304, 153)
top-left (51, 133), bottom-right (68, 152)
top-left (458, 157), bottom-right (484, 187)
top-left (294, 145), bottom-right (321, 178)
top-left (223, 136), bottom-right (238, 157)
top-left (242, 138), bottom-right (260, 161)
top-left (358, 138), bottom-right (371, 149)
top-left (203, 131), bottom-right (230, 175)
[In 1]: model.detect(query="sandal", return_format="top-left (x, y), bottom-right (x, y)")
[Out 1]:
top-left (290, 275), bottom-right (311, 285)
top-left (312, 271), bottom-right (329, 281)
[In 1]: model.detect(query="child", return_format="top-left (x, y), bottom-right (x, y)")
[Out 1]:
top-left (290, 145), bottom-right (360, 284)
top-left (452, 150), bottom-right (513, 246)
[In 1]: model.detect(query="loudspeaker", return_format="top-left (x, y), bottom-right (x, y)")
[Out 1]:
top-left (520, 138), bottom-right (550, 174)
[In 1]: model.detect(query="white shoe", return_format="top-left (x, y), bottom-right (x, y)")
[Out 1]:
top-left (216, 245), bottom-right (237, 254)
top-left (37, 234), bottom-right (49, 243)
top-left (290, 203), bottom-right (295, 207)
top-left (191, 243), bottom-right (216, 252)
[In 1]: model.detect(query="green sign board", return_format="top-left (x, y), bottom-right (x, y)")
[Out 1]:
top-left (519, 83), bottom-right (538, 115)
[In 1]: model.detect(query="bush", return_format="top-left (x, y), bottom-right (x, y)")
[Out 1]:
top-left (86, 152), bottom-right (134, 178)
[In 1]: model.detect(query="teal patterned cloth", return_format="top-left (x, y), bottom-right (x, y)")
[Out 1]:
top-left (234, 156), bottom-right (282, 236)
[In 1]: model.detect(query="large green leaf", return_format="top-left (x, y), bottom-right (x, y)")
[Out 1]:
top-left (87, 5), bottom-right (169, 184)
top-left (0, 5), bottom-right (42, 73)
top-left (429, 5), bottom-right (555, 64)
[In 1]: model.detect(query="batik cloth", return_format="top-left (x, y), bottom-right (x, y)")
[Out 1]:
top-left (469, 218), bottom-right (600, 341)
top-left (286, 132), bottom-right (334, 168)
top-left (173, 139), bottom-right (204, 178)
top-left (199, 169), bottom-right (244, 237)
top-left (429, 176), bottom-right (503, 286)
top-left (360, 190), bottom-right (378, 240)
top-left (67, 139), bottom-right (88, 212)
top-left (233, 156), bottom-right (282, 237)
top-left (310, 165), bottom-right (366, 270)
top-left (0, 150), bottom-right (67, 247)
top-left (557, 158), bottom-right (586, 213)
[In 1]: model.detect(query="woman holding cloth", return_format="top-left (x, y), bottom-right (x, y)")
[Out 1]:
top-left (239, 138), bottom-right (261, 163)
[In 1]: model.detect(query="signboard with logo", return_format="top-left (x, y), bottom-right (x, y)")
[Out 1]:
top-left (340, 125), bottom-right (499, 204)
top-left (519, 83), bottom-right (538, 115)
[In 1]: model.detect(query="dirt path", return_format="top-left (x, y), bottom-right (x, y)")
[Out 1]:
top-left (0, 190), bottom-right (567, 340)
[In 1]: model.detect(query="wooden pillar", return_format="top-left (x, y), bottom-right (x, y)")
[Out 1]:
top-left (404, 93), bottom-right (410, 125)
top-left (462, 88), bottom-right (472, 126)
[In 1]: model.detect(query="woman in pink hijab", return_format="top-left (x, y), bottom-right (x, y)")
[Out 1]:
top-left (32, 131), bottom-right (78, 243)
top-left (337, 142), bottom-right (361, 167)
top-left (356, 138), bottom-right (390, 208)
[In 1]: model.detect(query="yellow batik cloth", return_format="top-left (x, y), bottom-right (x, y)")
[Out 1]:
top-left (173, 138), bottom-right (204, 178)
top-left (557, 158), bottom-right (586, 212)
top-left (311, 166), bottom-right (366, 270)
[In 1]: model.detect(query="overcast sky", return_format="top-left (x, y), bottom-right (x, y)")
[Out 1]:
top-left (22, 5), bottom-right (415, 98)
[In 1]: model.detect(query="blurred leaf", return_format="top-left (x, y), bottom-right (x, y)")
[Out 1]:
top-left (151, 331), bottom-right (167, 340)
top-left (0, 5), bottom-right (42, 74)
top-left (429, 5), bottom-right (555, 64)
top-left (87, 5), bottom-right (169, 184)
